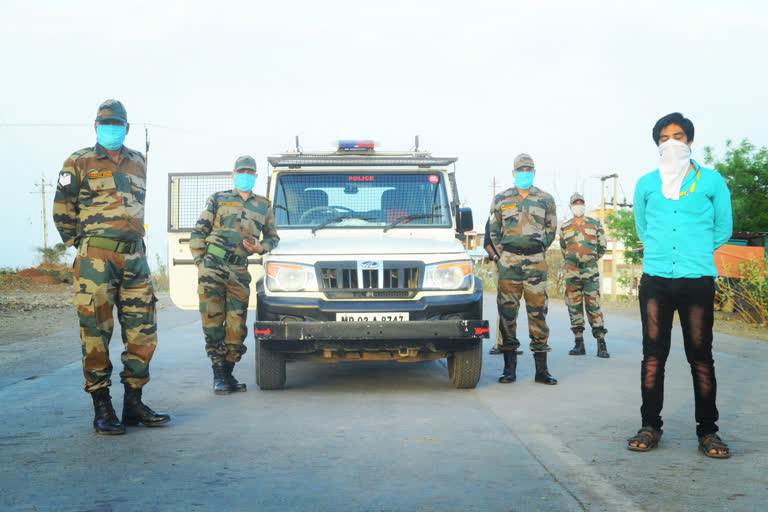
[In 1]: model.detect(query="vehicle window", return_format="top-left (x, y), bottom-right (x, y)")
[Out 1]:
top-left (273, 172), bottom-right (451, 229)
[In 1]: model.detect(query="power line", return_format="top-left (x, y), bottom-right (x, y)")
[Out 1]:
top-left (0, 122), bottom-right (85, 127)
top-left (0, 121), bottom-right (191, 132)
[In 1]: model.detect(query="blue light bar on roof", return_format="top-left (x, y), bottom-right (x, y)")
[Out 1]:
top-left (338, 140), bottom-right (375, 150)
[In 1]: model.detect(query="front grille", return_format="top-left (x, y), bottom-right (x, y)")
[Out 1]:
top-left (317, 261), bottom-right (421, 299)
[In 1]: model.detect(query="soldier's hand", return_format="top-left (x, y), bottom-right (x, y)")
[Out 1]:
top-left (243, 237), bottom-right (263, 255)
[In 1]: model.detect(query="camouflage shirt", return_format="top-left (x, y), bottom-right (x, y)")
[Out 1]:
top-left (489, 186), bottom-right (557, 251)
top-left (558, 216), bottom-right (607, 265)
top-left (190, 189), bottom-right (280, 264)
top-left (53, 144), bottom-right (147, 247)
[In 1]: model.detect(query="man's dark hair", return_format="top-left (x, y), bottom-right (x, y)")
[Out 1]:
top-left (652, 112), bottom-right (694, 145)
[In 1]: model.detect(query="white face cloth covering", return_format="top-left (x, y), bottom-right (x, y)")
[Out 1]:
top-left (570, 204), bottom-right (585, 217)
top-left (658, 139), bottom-right (692, 201)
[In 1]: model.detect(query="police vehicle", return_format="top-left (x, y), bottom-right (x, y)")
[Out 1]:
top-left (167, 138), bottom-right (488, 389)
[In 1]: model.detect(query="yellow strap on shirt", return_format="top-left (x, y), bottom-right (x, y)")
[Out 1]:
top-left (679, 164), bottom-right (701, 197)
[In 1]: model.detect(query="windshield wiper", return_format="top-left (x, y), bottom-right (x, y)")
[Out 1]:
top-left (312, 215), bottom-right (375, 234)
top-left (383, 214), bottom-right (436, 232)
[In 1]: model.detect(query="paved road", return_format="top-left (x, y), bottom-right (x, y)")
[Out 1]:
top-left (1, 294), bottom-right (766, 511)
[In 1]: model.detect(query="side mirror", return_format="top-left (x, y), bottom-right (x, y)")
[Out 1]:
top-left (455, 207), bottom-right (473, 234)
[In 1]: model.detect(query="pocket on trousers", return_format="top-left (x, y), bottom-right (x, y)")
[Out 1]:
top-left (73, 292), bottom-right (95, 320)
top-left (73, 292), bottom-right (94, 306)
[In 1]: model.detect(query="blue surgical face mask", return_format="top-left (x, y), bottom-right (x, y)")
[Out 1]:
top-left (514, 171), bottom-right (534, 190)
top-left (96, 124), bottom-right (127, 150)
top-left (234, 173), bottom-right (256, 192)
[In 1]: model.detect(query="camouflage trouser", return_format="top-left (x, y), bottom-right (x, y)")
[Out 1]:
top-left (197, 255), bottom-right (251, 364)
top-left (564, 264), bottom-right (607, 341)
top-left (73, 241), bottom-right (157, 393)
top-left (496, 251), bottom-right (550, 353)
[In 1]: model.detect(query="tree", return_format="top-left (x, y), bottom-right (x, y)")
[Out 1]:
top-left (37, 243), bottom-right (68, 265)
top-left (704, 139), bottom-right (768, 233)
top-left (605, 209), bottom-right (642, 265)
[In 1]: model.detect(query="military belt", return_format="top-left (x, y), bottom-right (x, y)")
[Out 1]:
top-left (207, 244), bottom-right (247, 266)
top-left (502, 244), bottom-right (543, 256)
top-left (87, 236), bottom-right (139, 254)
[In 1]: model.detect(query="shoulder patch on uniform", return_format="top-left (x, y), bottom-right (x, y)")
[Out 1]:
top-left (58, 173), bottom-right (71, 186)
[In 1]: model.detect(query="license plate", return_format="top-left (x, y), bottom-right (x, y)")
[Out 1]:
top-left (337, 312), bottom-right (409, 322)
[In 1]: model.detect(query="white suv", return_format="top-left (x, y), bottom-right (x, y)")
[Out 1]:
top-left (253, 141), bottom-right (488, 389)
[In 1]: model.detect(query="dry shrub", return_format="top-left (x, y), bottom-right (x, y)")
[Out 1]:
top-left (716, 258), bottom-right (768, 327)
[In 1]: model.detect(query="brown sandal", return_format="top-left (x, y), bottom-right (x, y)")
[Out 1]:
top-left (627, 426), bottom-right (662, 452)
top-left (699, 434), bottom-right (730, 459)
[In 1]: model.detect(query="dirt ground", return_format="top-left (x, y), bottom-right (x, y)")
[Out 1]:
top-left (1, 284), bottom-right (765, 344)
top-left (597, 298), bottom-right (768, 342)
top-left (0, 284), bottom-right (173, 344)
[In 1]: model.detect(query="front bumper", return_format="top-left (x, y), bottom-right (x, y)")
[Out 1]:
top-left (253, 319), bottom-right (490, 353)
top-left (256, 276), bottom-right (484, 322)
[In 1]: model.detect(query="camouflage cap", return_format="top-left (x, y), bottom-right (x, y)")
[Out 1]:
top-left (234, 155), bottom-right (257, 172)
top-left (514, 153), bottom-right (535, 170)
top-left (95, 99), bottom-right (128, 123)
top-left (570, 192), bottom-right (585, 204)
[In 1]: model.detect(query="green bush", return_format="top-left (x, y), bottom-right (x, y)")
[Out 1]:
top-left (37, 243), bottom-right (68, 265)
top-left (37, 267), bottom-right (74, 284)
top-left (546, 249), bottom-right (565, 299)
top-left (473, 261), bottom-right (497, 293)
top-left (0, 268), bottom-right (28, 289)
top-left (716, 258), bottom-right (768, 326)
top-left (152, 253), bottom-right (169, 292)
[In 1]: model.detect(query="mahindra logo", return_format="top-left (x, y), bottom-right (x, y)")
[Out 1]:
top-left (360, 261), bottom-right (380, 269)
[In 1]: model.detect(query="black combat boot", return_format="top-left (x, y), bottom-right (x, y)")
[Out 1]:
top-left (91, 387), bottom-right (125, 435)
top-left (122, 386), bottom-right (171, 426)
top-left (498, 351), bottom-right (517, 383)
top-left (223, 361), bottom-right (247, 392)
top-left (533, 352), bottom-right (558, 385)
top-left (569, 338), bottom-right (586, 355)
top-left (212, 362), bottom-right (232, 394)
top-left (597, 339), bottom-right (610, 358)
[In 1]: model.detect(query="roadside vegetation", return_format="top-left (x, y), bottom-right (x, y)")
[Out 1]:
top-left (472, 250), bottom-right (566, 299)
top-left (716, 258), bottom-right (768, 327)
top-left (152, 253), bottom-right (169, 292)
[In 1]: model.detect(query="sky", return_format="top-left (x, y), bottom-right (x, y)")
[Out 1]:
top-left (1, 0), bottom-right (766, 270)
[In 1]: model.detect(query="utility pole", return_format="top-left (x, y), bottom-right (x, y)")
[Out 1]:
top-left (612, 176), bottom-right (618, 300)
top-left (145, 126), bottom-right (150, 167)
top-left (30, 177), bottom-right (54, 249)
top-left (490, 176), bottom-right (497, 198)
top-left (599, 173), bottom-right (618, 301)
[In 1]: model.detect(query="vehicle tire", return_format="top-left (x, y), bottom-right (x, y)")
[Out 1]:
top-left (447, 342), bottom-right (482, 389)
top-left (255, 339), bottom-right (286, 390)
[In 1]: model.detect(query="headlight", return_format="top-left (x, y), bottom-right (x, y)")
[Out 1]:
top-left (424, 260), bottom-right (473, 290)
top-left (265, 262), bottom-right (319, 292)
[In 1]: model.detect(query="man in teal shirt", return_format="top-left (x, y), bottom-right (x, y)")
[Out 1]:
top-left (628, 113), bottom-right (732, 458)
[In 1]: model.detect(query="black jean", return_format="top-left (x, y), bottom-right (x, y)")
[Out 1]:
top-left (638, 274), bottom-right (719, 437)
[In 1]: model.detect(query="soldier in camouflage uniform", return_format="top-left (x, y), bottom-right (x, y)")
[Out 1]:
top-left (190, 155), bottom-right (279, 394)
top-left (53, 99), bottom-right (170, 435)
top-left (489, 153), bottom-right (558, 385)
top-left (558, 192), bottom-right (610, 358)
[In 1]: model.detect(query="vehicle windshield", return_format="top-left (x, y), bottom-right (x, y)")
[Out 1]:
top-left (273, 172), bottom-right (452, 229)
